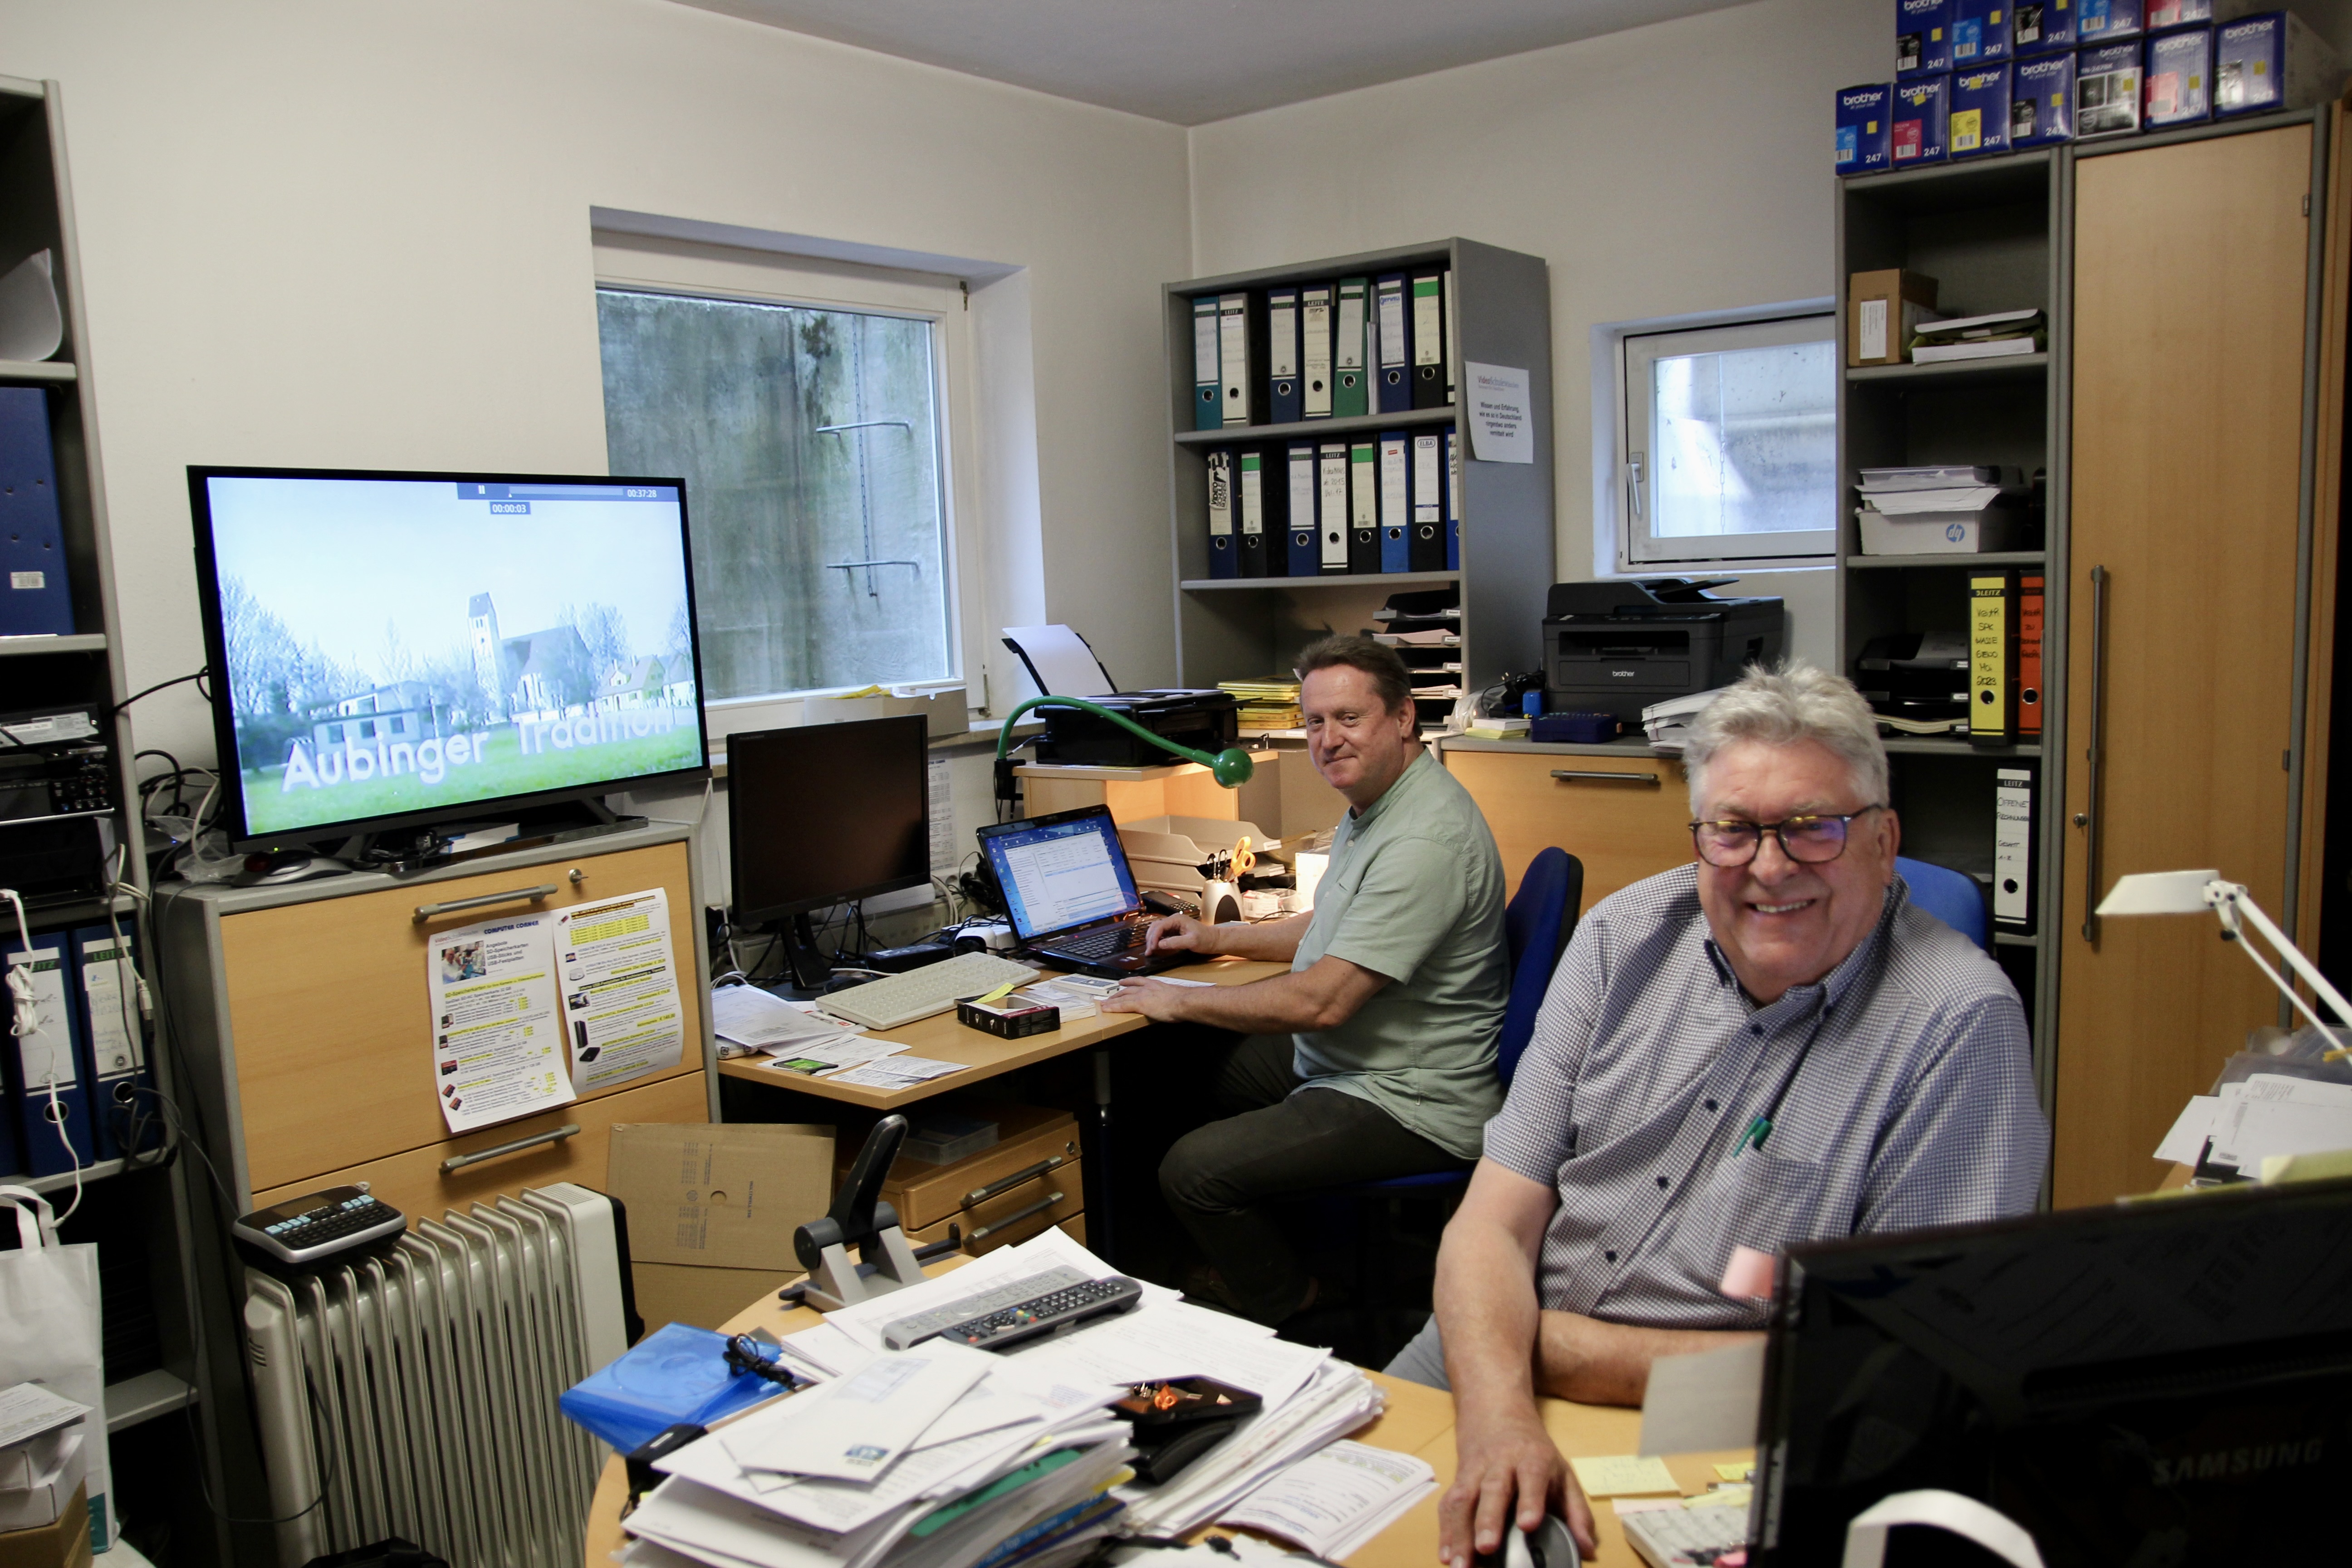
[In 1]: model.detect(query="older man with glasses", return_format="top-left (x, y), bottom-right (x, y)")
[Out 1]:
top-left (1389, 662), bottom-right (2048, 1565)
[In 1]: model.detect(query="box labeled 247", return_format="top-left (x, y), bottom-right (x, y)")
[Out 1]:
top-left (2012, 0), bottom-right (2074, 53)
top-left (2216, 11), bottom-right (2346, 118)
top-left (1897, 0), bottom-right (1955, 75)
top-left (1893, 74), bottom-right (1952, 165)
top-left (1950, 64), bottom-right (2014, 157)
top-left (1836, 82), bottom-right (1894, 174)
top-left (2075, 40), bottom-right (2145, 137)
top-left (2013, 50), bottom-right (2076, 144)
top-left (2144, 25), bottom-right (2214, 127)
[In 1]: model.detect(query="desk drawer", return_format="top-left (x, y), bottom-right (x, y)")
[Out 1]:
top-left (250, 1068), bottom-right (709, 1225)
top-left (904, 1157), bottom-right (1083, 1256)
top-left (1446, 750), bottom-right (1692, 908)
top-left (220, 840), bottom-right (704, 1193)
top-left (849, 1104), bottom-right (1083, 1231)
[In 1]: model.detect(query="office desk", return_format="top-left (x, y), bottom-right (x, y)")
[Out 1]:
top-left (582, 1269), bottom-right (1752, 1568)
top-left (715, 957), bottom-right (1288, 1110)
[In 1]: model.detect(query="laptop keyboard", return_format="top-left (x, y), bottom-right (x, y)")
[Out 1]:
top-left (1048, 921), bottom-right (1150, 959)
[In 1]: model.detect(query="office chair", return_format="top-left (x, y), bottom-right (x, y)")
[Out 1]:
top-left (1897, 855), bottom-right (1989, 951)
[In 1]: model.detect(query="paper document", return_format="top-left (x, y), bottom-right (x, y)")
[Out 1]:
top-left (1003, 625), bottom-right (1112, 698)
top-left (426, 910), bottom-right (574, 1133)
top-left (1463, 363), bottom-right (1532, 464)
top-left (725, 1342), bottom-right (996, 1481)
top-left (761, 1040), bottom-right (910, 1077)
top-left (2153, 1095), bottom-right (2220, 1164)
top-left (1218, 1440), bottom-right (1436, 1559)
top-left (0, 1384), bottom-right (88, 1449)
top-left (713, 984), bottom-right (862, 1049)
top-left (556, 887), bottom-right (686, 1092)
top-left (827, 1055), bottom-right (966, 1090)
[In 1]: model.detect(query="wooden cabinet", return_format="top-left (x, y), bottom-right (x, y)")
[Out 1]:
top-left (159, 823), bottom-right (717, 1216)
top-left (1439, 741), bottom-right (1692, 906)
top-left (2054, 125), bottom-right (2319, 1207)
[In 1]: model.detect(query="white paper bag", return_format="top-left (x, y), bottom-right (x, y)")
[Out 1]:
top-left (0, 1187), bottom-right (111, 1550)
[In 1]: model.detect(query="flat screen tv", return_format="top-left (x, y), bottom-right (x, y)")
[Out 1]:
top-left (188, 467), bottom-right (710, 850)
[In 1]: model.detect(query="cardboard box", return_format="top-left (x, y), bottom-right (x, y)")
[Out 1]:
top-left (1848, 270), bottom-right (1942, 367)
top-left (2076, 40), bottom-right (2146, 135)
top-left (1951, 0), bottom-right (2013, 62)
top-left (1950, 64), bottom-right (2016, 156)
top-left (2145, 0), bottom-right (2211, 26)
top-left (0, 1483), bottom-right (88, 1568)
top-left (2013, 50), bottom-right (2078, 142)
top-left (629, 1260), bottom-right (807, 1333)
top-left (2145, 26), bottom-right (2215, 123)
top-left (0, 1438), bottom-right (81, 1535)
top-left (2012, 0), bottom-right (2075, 54)
top-left (1893, 74), bottom-right (1952, 165)
top-left (2216, 11), bottom-right (2345, 117)
top-left (606, 1121), bottom-right (835, 1272)
top-left (2078, 0), bottom-right (2144, 43)
top-left (1857, 509), bottom-right (2036, 555)
top-left (1836, 83), bottom-right (1894, 175)
top-left (1898, 0), bottom-right (1956, 76)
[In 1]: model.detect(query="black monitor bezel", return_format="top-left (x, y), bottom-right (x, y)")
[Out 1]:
top-left (725, 714), bottom-right (932, 925)
top-left (186, 464), bottom-right (713, 852)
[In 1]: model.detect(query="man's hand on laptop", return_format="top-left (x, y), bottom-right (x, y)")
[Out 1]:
top-left (1141, 911), bottom-right (1219, 956)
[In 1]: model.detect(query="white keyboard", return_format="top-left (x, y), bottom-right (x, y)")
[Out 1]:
top-left (818, 951), bottom-right (1040, 1030)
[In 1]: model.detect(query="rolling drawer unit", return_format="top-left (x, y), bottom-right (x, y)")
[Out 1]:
top-left (1438, 739), bottom-right (1693, 907)
top-left (848, 1104), bottom-right (1088, 1258)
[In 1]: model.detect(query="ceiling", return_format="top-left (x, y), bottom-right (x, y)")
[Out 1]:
top-left (671, 0), bottom-right (1759, 126)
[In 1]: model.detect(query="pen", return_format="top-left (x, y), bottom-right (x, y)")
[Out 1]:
top-left (1739, 1114), bottom-right (1773, 1154)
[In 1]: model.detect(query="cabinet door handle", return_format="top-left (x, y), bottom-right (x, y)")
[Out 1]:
top-left (413, 883), bottom-right (560, 924)
top-left (2080, 564), bottom-right (2111, 945)
top-left (965, 1190), bottom-right (1065, 1245)
top-left (1550, 770), bottom-right (1661, 788)
top-left (963, 1156), bottom-right (1064, 1209)
top-left (441, 1123), bottom-right (579, 1173)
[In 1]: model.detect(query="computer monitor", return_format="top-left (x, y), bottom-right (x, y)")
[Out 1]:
top-left (1754, 1176), bottom-right (2352, 1565)
top-left (727, 715), bottom-right (929, 986)
top-left (976, 806), bottom-right (1144, 941)
top-left (187, 467), bottom-right (710, 851)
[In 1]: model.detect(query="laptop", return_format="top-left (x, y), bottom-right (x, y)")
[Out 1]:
top-left (975, 805), bottom-right (1186, 979)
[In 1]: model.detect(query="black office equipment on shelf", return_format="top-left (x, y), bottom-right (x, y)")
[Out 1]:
top-left (1542, 578), bottom-right (1784, 725)
top-left (1030, 691), bottom-right (1240, 769)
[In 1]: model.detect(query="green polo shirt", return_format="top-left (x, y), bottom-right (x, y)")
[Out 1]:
top-left (1290, 748), bottom-right (1507, 1158)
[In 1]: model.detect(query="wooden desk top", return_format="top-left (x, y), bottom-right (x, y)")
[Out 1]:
top-left (582, 1268), bottom-right (1752, 1568)
top-left (714, 958), bottom-right (1288, 1108)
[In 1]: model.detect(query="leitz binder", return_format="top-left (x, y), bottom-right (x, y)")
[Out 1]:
top-left (2018, 572), bottom-right (2044, 736)
top-left (1205, 448), bottom-right (1237, 579)
top-left (1191, 294), bottom-right (1221, 431)
top-left (1348, 439), bottom-right (1381, 575)
top-left (0, 387), bottom-right (74, 637)
top-left (1375, 274), bottom-right (1411, 413)
top-left (1218, 292), bottom-right (1253, 427)
top-left (1444, 427), bottom-right (1461, 569)
top-left (1412, 430), bottom-right (1444, 566)
top-left (1378, 432), bottom-right (1411, 574)
top-left (1334, 278), bottom-right (1371, 417)
top-left (1318, 441), bottom-right (1351, 574)
top-left (1237, 451), bottom-right (1269, 577)
top-left (75, 924), bottom-right (154, 1161)
top-left (1267, 286), bottom-right (1303, 425)
top-left (1443, 271), bottom-right (1458, 406)
top-left (1994, 768), bottom-right (2037, 932)
top-left (1969, 570), bottom-right (2018, 745)
top-left (5, 929), bottom-right (93, 1178)
top-left (1411, 270), bottom-right (1447, 410)
top-left (1287, 442), bottom-right (1319, 577)
top-left (1301, 282), bottom-right (1334, 420)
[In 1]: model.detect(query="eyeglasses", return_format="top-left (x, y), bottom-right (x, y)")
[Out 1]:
top-left (1689, 806), bottom-right (1886, 867)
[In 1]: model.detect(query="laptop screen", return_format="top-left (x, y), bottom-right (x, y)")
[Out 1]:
top-left (981, 808), bottom-right (1142, 941)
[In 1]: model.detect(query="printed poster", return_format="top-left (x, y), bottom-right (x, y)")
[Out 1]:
top-left (555, 887), bottom-right (686, 1093)
top-left (427, 912), bottom-right (573, 1133)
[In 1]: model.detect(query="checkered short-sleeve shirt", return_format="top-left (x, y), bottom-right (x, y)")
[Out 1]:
top-left (1482, 864), bottom-right (2048, 1331)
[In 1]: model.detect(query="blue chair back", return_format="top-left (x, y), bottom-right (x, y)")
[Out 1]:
top-left (1498, 848), bottom-right (1583, 1086)
top-left (1898, 855), bottom-right (1989, 951)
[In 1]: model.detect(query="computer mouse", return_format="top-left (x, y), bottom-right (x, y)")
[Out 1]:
top-left (1478, 1514), bottom-right (1580, 1568)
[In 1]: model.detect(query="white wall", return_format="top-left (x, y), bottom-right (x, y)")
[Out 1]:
top-left (6, 0), bottom-right (1191, 768)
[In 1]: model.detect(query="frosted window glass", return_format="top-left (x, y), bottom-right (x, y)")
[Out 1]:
top-left (1649, 341), bottom-right (1835, 539)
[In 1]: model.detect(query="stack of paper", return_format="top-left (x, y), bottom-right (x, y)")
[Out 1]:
top-left (1216, 1440), bottom-right (1436, 1559)
top-left (1909, 309), bottom-right (2046, 363)
top-left (1641, 689), bottom-right (1724, 755)
top-left (1855, 466), bottom-right (2034, 555)
top-left (710, 984), bottom-right (928, 1080)
top-left (1112, 1356), bottom-right (1382, 1539)
top-left (1219, 678), bottom-right (1303, 732)
top-left (2153, 1071), bottom-right (2352, 1175)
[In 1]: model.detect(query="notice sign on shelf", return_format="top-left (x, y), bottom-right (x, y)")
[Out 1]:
top-left (1463, 362), bottom-right (1533, 463)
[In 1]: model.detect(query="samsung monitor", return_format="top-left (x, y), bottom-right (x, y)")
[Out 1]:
top-left (1754, 1176), bottom-right (2352, 1565)
top-left (188, 468), bottom-right (710, 851)
top-left (726, 715), bottom-right (930, 985)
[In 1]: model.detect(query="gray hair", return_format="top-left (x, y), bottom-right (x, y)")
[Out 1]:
top-left (1682, 661), bottom-right (1889, 814)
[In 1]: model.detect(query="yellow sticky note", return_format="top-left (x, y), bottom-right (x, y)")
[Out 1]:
top-left (973, 979), bottom-right (1021, 1004)
top-left (1690, 1485), bottom-right (1753, 1510)
top-left (1713, 1462), bottom-right (1754, 1483)
top-left (1569, 1455), bottom-right (1680, 1498)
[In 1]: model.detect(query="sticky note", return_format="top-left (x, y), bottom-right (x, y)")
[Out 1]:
top-left (1569, 1454), bottom-right (1681, 1497)
top-left (1718, 1245), bottom-right (1776, 1301)
top-left (1690, 1485), bottom-right (1753, 1509)
top-left (1714, 1462), bottom-right (1755, 1483)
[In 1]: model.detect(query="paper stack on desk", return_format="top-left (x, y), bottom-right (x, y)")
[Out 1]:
top-left (2155, 1071), bottom-right (2352, 1176)
top-left (622, 1227), bottom-right (1382, 1568)
top-left (1642, 689), bottom-right (1724, 755)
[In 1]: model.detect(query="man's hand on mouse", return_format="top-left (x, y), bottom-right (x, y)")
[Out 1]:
top-left (1440, 1405), bottom-right (1595, 1567)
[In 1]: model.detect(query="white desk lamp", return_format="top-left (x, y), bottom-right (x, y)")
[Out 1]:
top-left (2095, 870), bottom-right (2352, 1059)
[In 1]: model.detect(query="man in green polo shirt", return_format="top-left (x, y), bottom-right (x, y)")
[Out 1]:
top-left (1104, 634), bottom-right (1508, 1325)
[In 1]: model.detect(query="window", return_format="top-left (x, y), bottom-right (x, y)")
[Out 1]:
top-left (593, 242), bottom-right (976, 730)
top-left (1619, 314), bottom-right (1837, 565)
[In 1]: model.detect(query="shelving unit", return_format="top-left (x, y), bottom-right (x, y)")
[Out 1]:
top-left (1161, 240), bottom-right (1553, 704)
top-left (1836, 148), bottom-right (2068, 1063)
top-left (2, 73), bottom-right (215, 1563)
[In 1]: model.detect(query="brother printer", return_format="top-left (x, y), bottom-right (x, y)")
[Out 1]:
top-left (1029, 690), bottom-right (1240, 769)
top-left (1543, 578), bottom-right (1784, 725)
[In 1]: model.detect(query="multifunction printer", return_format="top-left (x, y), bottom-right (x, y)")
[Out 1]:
top-left (1542, 578), bottom-right (1785, 724)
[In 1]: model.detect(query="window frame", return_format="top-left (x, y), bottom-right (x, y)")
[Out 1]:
top-left (1597, 301), bottom-right (1838, 573)
top-left (591, 235), bottom-right (986, 743)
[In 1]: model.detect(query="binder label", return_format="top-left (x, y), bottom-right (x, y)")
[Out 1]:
top-left (1969, 573), bottom-right (2014, 741)
top-left (1318, 446), bottom-right (1350, 569)
top-left (1377, 279), bottom-right (1407, 371)
top-left (1239, 454), bottom-right (1265, 536)
top-left (1205, 451), bottom-right (1233, 539)
top-left (1302, 285), bottom-right (1333, 417)
top-left (5, 950), bottom-right (76, 1088)
top-left (1994, 767), bottom-right (2034, 928)
top-left (1412, 275), bottom-right (1444, 368)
